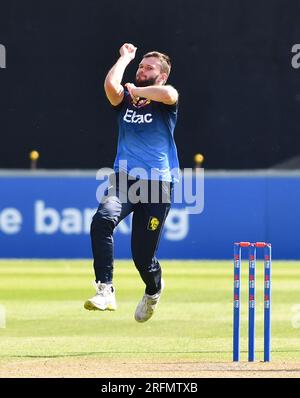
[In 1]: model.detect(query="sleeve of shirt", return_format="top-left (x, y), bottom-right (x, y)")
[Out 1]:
top-left (163, 99), bottom-right (179, 115)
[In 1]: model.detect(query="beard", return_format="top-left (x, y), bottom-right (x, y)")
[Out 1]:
top-left (135, 75), bottom-right (159, 87)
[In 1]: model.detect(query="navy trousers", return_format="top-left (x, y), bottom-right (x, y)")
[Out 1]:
top-left (90, 173), bottom-right (173, 295)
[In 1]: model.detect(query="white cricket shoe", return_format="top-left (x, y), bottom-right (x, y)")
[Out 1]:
top-left (84, 281), bottom-right (117, 311)
top-left (134, 279), bottom-right (165, 323)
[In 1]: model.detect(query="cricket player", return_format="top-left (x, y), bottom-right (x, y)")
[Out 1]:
top-left (84, 43), bottom-right (179, 322)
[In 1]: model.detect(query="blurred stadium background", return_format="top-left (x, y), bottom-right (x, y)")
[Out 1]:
top-left (1, 0), bottom-right (300, 378)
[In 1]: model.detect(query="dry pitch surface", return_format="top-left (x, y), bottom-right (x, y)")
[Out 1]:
top-left (1, 358), bottom-right (300, 378)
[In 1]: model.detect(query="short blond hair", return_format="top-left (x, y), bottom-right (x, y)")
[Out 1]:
top-left (143, 51), bottom-right (171, 77)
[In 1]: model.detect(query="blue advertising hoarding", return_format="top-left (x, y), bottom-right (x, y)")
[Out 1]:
top-left (0, 170), bottom-right (299, 259)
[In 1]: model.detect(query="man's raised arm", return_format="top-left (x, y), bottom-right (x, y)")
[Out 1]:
top-left (104, 43), bottom-right (137, 106)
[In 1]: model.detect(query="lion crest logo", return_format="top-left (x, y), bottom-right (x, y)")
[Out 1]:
top-left (147, 217), bottom-right (160, 231)
top-left (132, 97), bottom-right (151, 109)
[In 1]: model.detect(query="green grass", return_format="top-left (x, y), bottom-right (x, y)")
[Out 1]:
top-left (0, 259), bottom-right (300, 362)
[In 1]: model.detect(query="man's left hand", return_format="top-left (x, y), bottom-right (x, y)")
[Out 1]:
top-left (125, 83), bottom-right (139, 103)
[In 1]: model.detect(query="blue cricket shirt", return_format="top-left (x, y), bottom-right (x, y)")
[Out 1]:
top-left (113, 89), bottom-right (180, 182)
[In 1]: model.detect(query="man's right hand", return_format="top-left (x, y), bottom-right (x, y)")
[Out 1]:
top-left (104, 43), bottom-right (137, 106)
top-left (119, 43), bottom-right (137, 61)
